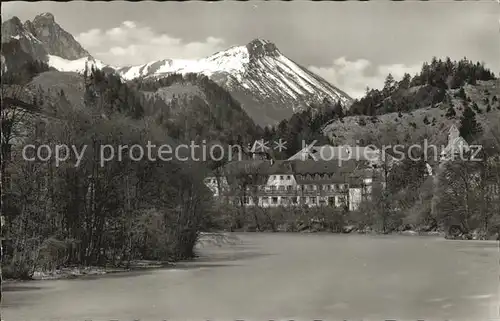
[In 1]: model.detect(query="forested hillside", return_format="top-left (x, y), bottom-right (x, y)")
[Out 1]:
top-left (262, 57), bottom-right (499, 153)
top-left (2, 61), bottom-right (261, 280)
top-left (134, 73), bottom-right (262, 147)
top-left (349, 57), bottom-right (496, 116)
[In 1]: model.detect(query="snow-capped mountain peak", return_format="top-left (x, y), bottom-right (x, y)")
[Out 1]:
top-left (115, 38), bottom-right (352, 125)
top-left (117, 44), bottom-right (251, 80)
top-left (1, 13), bottom-right (353, 126)
top-left (246, 38), bottom-right (281, 59)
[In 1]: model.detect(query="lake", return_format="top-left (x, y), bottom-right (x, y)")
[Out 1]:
top-left (2, 233), bottom-right (499, 321)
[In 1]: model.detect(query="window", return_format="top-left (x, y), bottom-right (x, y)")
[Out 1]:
top-left (280, 176), bottom-right (284, 180)
top-left (270, 186), bottom-right (276, 191)
top-left (286, 175), bottom-right (291, 180)
top-left (313, 185), bottom-right (317, 191)
top-left (344, 184), bottom-right (349, 189)
top-left (272, 197), bottom-right (278, 204)
top-left (286, 185), bottom-right (292, 191)
top-left (300, 197), bottom-right (307, 204)
top-left (310, 197), bottom-right (317, 204)
top-left (279, 186), bottom-right (285, 191)
top-left (262, 197), bottom-right (269, 204)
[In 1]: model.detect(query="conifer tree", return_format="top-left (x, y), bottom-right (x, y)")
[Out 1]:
top-left (459, 106), bottom-right (482, 142)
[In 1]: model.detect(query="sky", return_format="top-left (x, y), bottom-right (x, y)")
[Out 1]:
top-left (3, 1), bottom-right (499, 98)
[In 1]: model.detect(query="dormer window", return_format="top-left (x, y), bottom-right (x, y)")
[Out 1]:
top-left (286, 175), bottom-right (291, 180)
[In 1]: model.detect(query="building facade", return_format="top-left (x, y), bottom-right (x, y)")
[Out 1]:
top-left (205, 157), bottom-right (379, 211)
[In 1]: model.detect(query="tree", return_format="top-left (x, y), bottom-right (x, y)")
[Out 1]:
top-left (332, 99), bottom-right (344, 119)
top-left (3, 78), bottom-right (215, 279)
top-left (459, 106), bottom-right (482, 143)
top-left (383, 73), bottom-right (395, 93)
top-left (400, 73), bottom-right (411, 90)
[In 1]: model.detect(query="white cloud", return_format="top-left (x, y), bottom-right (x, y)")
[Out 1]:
top-left (309, 57), bottom-right (422, 99)
top-left (75, 21), bottom-right (226, 67)
top-left (76, 28), bottom-right (103, 48)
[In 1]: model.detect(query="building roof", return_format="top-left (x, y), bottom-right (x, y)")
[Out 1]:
top-left (211, 158), bottom-right (373, 184)
top-left (288, 144), bottom-right (391, 165)
top-left (269, 159), bottom-right (362, 175)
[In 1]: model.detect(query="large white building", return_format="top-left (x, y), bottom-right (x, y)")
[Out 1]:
top-left (205, 150), bottom-right (381, 211)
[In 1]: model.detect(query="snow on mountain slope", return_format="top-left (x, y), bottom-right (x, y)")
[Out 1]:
top-left (2, 13), bottom-right (352, 126)
top-left (118, 40), bottom-right (349, 104)
top-left (118, 45), bottom-right (249, 80)
top-left (118, 39), bottom-right (352, 125)
top-left (47, 55), bottom-right (107, 73)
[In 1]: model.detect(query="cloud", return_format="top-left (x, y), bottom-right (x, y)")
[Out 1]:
top-left (309, 57), bottom-right (422, 99)
top-left (75, 21), bottom-right (226, 66)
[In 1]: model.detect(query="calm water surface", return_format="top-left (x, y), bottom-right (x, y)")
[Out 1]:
top-left (2, 233), bottom-right (500, 321)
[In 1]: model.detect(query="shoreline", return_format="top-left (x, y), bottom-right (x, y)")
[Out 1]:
top-left (1, 260), bottom-right (175, 284)
top-left (3, 231), bottom-right (497, 283)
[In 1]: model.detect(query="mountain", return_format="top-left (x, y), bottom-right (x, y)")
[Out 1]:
top-left (1, 13), bottom-right (352, 125)
top-left (118, 39), bottom-right (352, 126)
top-left (1, 16), bottom-right (48, 62)
top-left (24, 13), bottom-right (90, 60)
top-left (1, 13), bottom-right (105, 73)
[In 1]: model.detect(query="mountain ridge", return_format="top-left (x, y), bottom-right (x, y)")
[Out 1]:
top-left (1, 13), bottom-right (352, 126)
top-left (115, 38), bottom-right (353, 125)
top-left (1, 12), bottom-right (91, 62)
